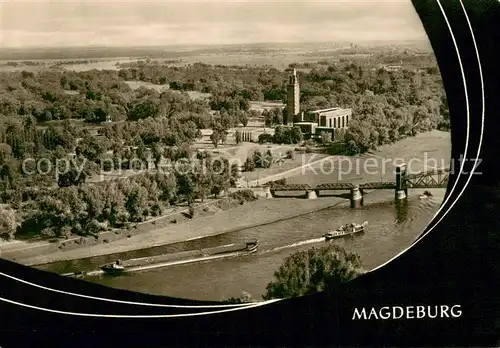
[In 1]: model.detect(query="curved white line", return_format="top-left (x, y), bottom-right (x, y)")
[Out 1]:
top-left (0, 271), bottom-right (259, 309)
top-left (411, 0), bottom-right (485, 245)
top-left (0, 296), bottom-right (282, 318)
top-left (370, 0), bottom-right (484, 273)
top-left (411, 0), bottom-right (485, 246)
top-left (459, 0), bottom-right (485, 150)
top-left (410, 0), bottom-right (469, 231)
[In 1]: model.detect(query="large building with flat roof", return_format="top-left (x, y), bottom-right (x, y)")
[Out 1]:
top-left (285, 69), bottom-right (352, 140)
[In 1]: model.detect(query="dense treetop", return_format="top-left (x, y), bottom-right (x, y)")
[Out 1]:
top-left (263, 243), bottom-right (363, 299)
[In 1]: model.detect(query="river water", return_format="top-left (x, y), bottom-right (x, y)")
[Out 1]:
top-left (36, 188), bottom-right (444, 302)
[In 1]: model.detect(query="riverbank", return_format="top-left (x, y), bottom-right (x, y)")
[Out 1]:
top-left (0, 150), bottom-right (333, 258)
top-left (17, 197), bottom-right (349, 266)
top-left (0, 198), bottom-right (222, 254)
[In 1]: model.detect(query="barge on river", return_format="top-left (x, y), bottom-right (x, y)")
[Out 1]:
top-left (324, 221), bottom-right (367, 241)
top-left (100, 240), bottom-right (259, 275)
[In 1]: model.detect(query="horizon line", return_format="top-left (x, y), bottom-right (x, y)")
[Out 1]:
top-left (0, 39), bottom-right (431, 51)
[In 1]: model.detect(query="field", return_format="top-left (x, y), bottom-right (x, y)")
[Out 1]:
top-left (124, 80), bottom-right (170, 92)
top-left (185, 90), bottom-right (212, 100)
top-left (248, 101), bottom-right (285, 112)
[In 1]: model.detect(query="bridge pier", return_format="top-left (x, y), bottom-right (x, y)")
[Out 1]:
top-left (306, 189), bottom-right (318, 200)
top-left (350, 185), bottom-right (363, 208)
top-left (395, 190), bottom-right (407, 200)
top-left (263, 186), bottom-right (273, 199)
top-left (395, 165), bottom-right (408, 201)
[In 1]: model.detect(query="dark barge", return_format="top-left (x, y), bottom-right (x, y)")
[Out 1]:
top-left (99, 240), bottom-right (259, 275)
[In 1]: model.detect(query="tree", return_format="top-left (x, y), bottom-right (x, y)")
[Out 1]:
top-left (211, 173), bottom-right (229, 199)
top-left (252, 150), bottom-right (264, 168)
top-left (263, 244), bottom-right (363, 299)
top-left (272, 125), bottom-right (303, 144)
top-left (210, 131), bottom-right (220, 148)
top-left (0, 159), bottom-right (19, 189)
top-left (57, 225), bottom-right (72, 238)
top-left (177, 172), bottom-right (197, 205)
top-left (75, 136), bottom-right (107, 161)
top-left (210, 157), bottom-right (231, 198)
top-left (127, 98), bottom-right (161, 121)
top-left (102, 184), bottom-right (127, 226)
top-left (234, 130), bottom-right (242, 145)
top-left (230, 163), bottom-right (241, 180)
top-left (195, 171), bottom-right (212, 202)
top-left (151, 143), bottom-right (164, 170)
top-left (288, 127), bottom-right (304, 144)
top-left (263, 150), bottom-right (274, 169)
top-left (244, 156), bottom-right (255, 172)
top-left (125, 185), bottom-right (149, 222)
top-left (320, 131), bottom-right (332, 144)
top-left (264, 107), bottom-right (283, 127)
top-left (156, 172), bottom-right (177, 204)
top-left (58, 168), bottom-right (87, 188)
top-left (239, 112), bottom-right (249, 127)
top-left (0, 144), bottom-right (12, 162)
top-left (136, 141), bottom-right (150, 168)
top-left (220, 129), bottom-right (229, 144)
top-left (333, 128), bottom-right (346, 142)
top-left (258, 133), bottom-right (273, 144)
top-left (80, 185), bottom-right (105, 221)
top-left (0, 207), bottom-right (17, 239)
top-left (346, 140), bottom-right (360, 156)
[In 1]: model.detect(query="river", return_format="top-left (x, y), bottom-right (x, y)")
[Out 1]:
top-left (36, 188), bottom-right (444, 302)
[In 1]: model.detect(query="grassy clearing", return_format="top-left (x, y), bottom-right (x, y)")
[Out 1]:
top-left (241, 153), bottom-right (326, 183)
top-left (286, 130), bottom-right (451, 187)
top-left (124, 80), bottom-right (169, 91)
top-left (249, 101), bottom-right (285, 112)
top-left (186, 91), bottom-right (212, 100)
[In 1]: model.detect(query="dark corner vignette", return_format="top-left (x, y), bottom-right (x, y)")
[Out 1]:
top-left (0, 0), bottom-right (497, 347)
top-left (335, 0), bottom-right (500, 347)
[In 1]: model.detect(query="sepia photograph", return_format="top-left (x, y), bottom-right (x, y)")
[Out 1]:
top-left (0, 0), bottom-right (451, 303)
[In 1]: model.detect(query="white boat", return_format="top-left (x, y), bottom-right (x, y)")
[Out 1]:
top-left (324, 221), bottom-right (368, 241)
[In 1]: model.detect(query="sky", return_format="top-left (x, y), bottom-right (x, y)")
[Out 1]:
top-left (0, 0), bottom-right (429, 48)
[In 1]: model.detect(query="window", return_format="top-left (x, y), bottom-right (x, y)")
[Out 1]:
top-left (342, 116), bottom-right (345, 128)
top-left (334, 118), bottom-right (337, 128)
top-left (346, 115), bottom-right (349, 126)
top-left (329, 119), bottom-right (332, 127)
top-left (320, 116), bottom-right (327, 127)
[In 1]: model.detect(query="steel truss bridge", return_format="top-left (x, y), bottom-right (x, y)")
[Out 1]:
top-left (268, 168), bottom-right (450, 192)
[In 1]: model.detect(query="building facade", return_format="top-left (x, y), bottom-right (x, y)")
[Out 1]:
top-left (285, 69), bottom-right (351, 140)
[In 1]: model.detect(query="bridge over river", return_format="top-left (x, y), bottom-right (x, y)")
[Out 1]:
top-left (266, 165), bottom-right (450, 207)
